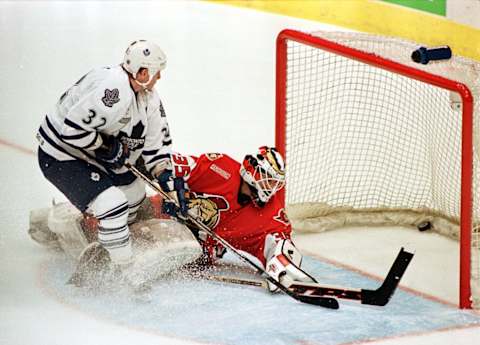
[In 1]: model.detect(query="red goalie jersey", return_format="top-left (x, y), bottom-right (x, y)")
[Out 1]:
top-left (170, 152), bottom-right (291, 266)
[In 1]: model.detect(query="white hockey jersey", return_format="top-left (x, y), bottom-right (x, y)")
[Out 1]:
top-left (37, 65), bottom-right (172, 178)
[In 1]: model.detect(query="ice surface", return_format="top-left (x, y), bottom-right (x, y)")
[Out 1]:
top-left (39, 252), bottom-right (480, 345)
top-left (0, 1), bottom-right (479, 345)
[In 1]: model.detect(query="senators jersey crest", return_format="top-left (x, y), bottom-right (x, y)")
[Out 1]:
top-left (187, 193), bottom-right (229, 229)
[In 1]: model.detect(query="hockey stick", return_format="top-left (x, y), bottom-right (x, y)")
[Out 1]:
top-left (182, 247), bottom-right (413, 306)
top-left (126, 163), bottom-right (339, 309)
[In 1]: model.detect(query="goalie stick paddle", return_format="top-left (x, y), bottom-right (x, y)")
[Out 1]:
top-left (360, 247), bottom-right (414, 305)
top-left (126, 163), bottom-right (339, 309)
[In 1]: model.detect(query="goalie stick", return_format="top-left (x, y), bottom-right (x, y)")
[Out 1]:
top-left (126, 163), bottom-right (339, 309)
top-left (180, 247), bottom-right (413, 306)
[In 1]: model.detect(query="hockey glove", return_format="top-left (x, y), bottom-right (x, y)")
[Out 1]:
top-left (157, 170), bottom-right (189, 217)
top-left (162, 199), bottom-right (188, 223)
top-left (95, 135), bottom-right (129, 170)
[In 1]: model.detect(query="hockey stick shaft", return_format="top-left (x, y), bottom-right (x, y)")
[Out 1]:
top-left (203, 274), bottom-right (268, 289)
top-left (126, 163), bottom-right (339, 309)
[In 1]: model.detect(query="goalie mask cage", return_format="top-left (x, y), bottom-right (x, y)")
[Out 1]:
top-left (275, 30), bottom-right (480, 309)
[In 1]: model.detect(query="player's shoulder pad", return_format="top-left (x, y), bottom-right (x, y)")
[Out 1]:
top-left (94, 66), bottom-right (133, 114)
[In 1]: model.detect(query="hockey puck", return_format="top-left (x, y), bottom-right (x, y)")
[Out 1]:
top-left (417, 221), bottom-right (432, 232)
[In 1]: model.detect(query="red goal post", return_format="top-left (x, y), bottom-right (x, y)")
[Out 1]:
top-left (275, 29), bottom-right (479, 308)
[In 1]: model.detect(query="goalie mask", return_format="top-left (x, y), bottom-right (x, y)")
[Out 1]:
top-left (123, 40), bottom-right (167, 86)
top-left (240, 146), bottom-right (285, 205)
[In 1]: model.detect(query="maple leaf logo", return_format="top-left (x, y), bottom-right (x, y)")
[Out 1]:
top-left (102, 88), bottom-right (120, 108)
top-left (118, 121), bottom-right (146, 151)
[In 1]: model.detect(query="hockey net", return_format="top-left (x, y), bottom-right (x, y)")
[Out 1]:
top-left (275, 30), bottom-right (480, 309)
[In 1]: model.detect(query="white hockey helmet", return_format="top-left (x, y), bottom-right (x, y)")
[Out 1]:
top-left (240, 146), bottom-right (286, 204)
top-left (123, 40), bottom-right (167, 82)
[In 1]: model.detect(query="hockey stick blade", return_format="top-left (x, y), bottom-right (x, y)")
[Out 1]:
top-left (294, 293), bottom-right (339, 309)
top-left (267, 275), bottom-right (338, 309)
top-left (360, 247), bottom-right (414, 306)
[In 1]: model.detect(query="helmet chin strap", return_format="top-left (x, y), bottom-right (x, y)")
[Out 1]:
top-left (134, 76), bottom-right (153, 90)
top-left (133, 68), bottom-right (159, 90)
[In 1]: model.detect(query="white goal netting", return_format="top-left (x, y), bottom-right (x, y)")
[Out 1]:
top-left (278, 31), bottom-right (480, 308)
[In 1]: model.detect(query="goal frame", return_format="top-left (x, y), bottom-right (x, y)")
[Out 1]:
top-left (275, 29), bottom-right (474, 309)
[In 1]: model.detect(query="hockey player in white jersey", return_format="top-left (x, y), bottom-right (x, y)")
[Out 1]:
top-left (34, 40), bottom-right (176, 281)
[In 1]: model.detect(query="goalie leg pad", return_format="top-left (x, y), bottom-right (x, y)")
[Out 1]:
top-left (47, 203), bottom-right (89, 259)
top-left (264, 235), bottom-right (316, 292)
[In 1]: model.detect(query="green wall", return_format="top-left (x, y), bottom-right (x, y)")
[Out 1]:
top-left (382, 0), bottom-right (446, 16)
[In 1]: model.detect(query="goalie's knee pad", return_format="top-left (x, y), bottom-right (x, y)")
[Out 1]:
top-left (264, 236), bottom-right (315, 292)
top-left (89, 186), bottom-right (132, 264)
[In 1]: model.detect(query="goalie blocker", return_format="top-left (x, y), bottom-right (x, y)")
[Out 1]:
top-left (264, 234), bottom-right (316, 292)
